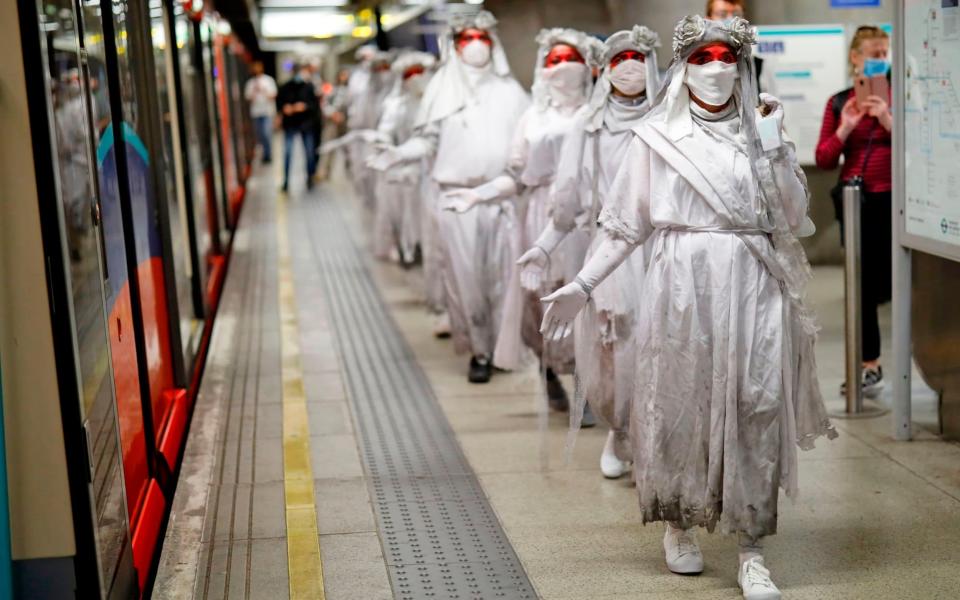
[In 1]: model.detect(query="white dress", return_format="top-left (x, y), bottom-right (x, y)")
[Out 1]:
top-left (503, 103), bottom-right (589, 373)
top-left (373, 92), bottom-right (423, 262)
top-left (550, 96), bottom-right (650, 458)
top-left (599, 101), bottom-right (836, 539)
top-left (421, 71), bottom-right (531, 358)
top-left (347, 70), bottom-right (393, 208)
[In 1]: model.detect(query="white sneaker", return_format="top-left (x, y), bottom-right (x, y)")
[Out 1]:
top-left (738, 556), bottom-right (781, 600)
top-left (663, 526), bottom-right (704, 575)
top-left (600, 431), bottom-right (630, 479)
top-left (432, 313), bottom-right (451, 339)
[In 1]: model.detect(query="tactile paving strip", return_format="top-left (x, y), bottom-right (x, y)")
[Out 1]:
top-left (300, 197), bottom-right (537, 599)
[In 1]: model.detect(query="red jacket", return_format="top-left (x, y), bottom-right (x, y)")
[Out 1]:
top-left (815, 88), bottom-right (892, 194)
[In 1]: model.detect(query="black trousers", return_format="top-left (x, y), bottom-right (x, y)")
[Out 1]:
top-left (839, 190), bottom-right (892, 362)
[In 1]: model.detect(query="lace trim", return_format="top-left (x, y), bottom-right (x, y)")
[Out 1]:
top-left (599, 212), bottom-right (643, 245)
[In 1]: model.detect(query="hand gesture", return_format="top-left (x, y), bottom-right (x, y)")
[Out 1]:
top-left (539, 282), bottom-right (589, 343)
top-left (366, 145), bottom-right (401, 172)
top-left (440, 188), bottom-right (481, 213)
top-left (862, 94), bottom-right (893, 131)
top-left (517, 247), bottom-right (549, 292)
top-left (837, 96), bottom-right (865, 139)
top-left (758, 93), bottom-right (785, 132)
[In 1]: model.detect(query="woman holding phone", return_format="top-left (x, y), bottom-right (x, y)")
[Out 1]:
top-left (815, 25), bottom-right (892, 398)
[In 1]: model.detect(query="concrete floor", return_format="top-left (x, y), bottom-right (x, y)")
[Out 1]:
top-left (331, 177), bottom-right (960, 598)
top-left (160, 154), bottom-right (960, 599)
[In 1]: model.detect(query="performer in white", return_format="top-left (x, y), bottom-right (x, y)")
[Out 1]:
top-left (346, 49), bottom-right (394, 208)
top-left (368, 51), bottom-right (437, 265)
top-left (442, 28), bottom-right (600, 407)
top-left (516, 26), bottom-right (662, 478)
top-left (539, 16), bottom-right (836, 600)
top-left (373, 11), bottom-right (530, 383)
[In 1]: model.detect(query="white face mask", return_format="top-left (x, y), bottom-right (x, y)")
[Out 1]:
top-left (404, 73), bottom-right (428, 96)
top-left (609, 59), bottom-right (647, 97)
top-left (460, 40), bottom-right (492, 68)
top-left (541, 61), bottom-right (588, 101)
top-left (685, 61), bottom-right (739, 106)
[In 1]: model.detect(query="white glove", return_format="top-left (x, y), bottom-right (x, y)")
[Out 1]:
top-left (366, 144), bottom-right (402, 171)
top-left (757, 93), bottom-right (785, 153)
top-left (517, 246), bottom-right (549, 292)
top-left (539, 281), bottom-right (589, 343)
top-left (439, 188), bottom-right (482, 213)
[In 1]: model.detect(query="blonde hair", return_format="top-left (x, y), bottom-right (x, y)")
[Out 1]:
top-left (849, 25), bottom-right (889, 74)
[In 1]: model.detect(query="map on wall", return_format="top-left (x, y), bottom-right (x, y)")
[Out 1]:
top-left (903, 0), bottom-right (960, 259)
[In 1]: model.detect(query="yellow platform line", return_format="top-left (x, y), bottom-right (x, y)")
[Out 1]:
top-left (276, 197), bottom-right (325, 599)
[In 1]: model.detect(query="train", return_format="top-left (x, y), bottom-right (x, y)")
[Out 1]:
top-left (1, 0), bottom-right (256, 597)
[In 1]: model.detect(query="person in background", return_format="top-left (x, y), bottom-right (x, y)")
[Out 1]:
top-left (244, 60), bottom-right (277, 164)
top-left (277, 62), bottom-right (320, 192)
top-left (318, 68), bottom-right (351, 180)
top-left (815, 25), bottom-right (892, 397)
top-left (705, 0), bottom-right (773, 95)
top-left (306, 59), bottom-right (325, 175)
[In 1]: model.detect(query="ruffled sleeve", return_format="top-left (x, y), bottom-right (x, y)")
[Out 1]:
top-left (598, 134), bottom-right (654, 247)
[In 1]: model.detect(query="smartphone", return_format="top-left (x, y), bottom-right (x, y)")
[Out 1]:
top-left (854, 75), bottom-right (872, 108)
top-left (855, 73), bottom-right (890, 108)
top-left (870, 74), bottom-right (889, 101)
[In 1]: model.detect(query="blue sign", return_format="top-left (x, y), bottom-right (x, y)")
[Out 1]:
top-left (830, 0), bottom-right (882, 7)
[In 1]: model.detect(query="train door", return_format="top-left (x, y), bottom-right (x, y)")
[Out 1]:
top-left (166, 0), bottom-right (217, 319)
top-left (212, 27), bottom-right (241, 227)
top-left (31, 1), bottom-right (138, 596)
top-left (144, 0), bottom-right (203, 377)
top-left (199, 19), bottom-right (232, 249)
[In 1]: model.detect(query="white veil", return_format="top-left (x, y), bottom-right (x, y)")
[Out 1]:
top-left (414, 10), bottom-right (513, 129)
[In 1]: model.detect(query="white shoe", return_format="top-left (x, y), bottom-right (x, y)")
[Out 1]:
top-left (432, 313), bottom-right (451, 339)
top-left (663, 526), bottom-right (704, 575)
top-left (738, 556), bottom-right (781, 600)
top-left (600, 431), bottom-right (630, 479)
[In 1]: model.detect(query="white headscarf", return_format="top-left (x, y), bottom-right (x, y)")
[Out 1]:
top-left (529, 28), bottom-right (601, 111)
top-left (583, 25), bottom-right (662, 133)
top-left (387, 50), bottom-right (437, 97)
top-left (414, 10), bottom-right (513, 129)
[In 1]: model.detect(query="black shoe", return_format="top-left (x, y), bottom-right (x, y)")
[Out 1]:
top-left (545, 368), bottom-right (569, 412)
top-left (263, 158), bottom-right (272, 165)
top-left (468, 356), bottom-right (492, 384)
top-left (580, 402), bottom-right (597, 428)
top-left (839, 365), bottom-right (885, 398)
top-left (281, 181), bottom-right (288, 192)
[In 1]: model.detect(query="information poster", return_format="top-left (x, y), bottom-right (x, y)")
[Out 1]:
top-left (754, 25), bottom-right (850, 165)
top-left (903, 0), bottom-right (960, 259)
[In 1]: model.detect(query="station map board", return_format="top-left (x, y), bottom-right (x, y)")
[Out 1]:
top-left (902, 0), bottom-right (960, 261)
top-left (754, 25), bottom-right (850, 165)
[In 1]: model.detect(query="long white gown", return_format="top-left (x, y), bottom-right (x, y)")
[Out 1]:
top-left (420, 70), bottom-right (530, 358)
top-left (599, 99), bottom-right (836, 540)
top-left (504, 103), bottom-right (590, 373)
top-left (347, 68), bottom-right (393, 208)
top-left (550, 96), bottom-right (650, 457)
top-left (372, 92), bottom-right (424, 262)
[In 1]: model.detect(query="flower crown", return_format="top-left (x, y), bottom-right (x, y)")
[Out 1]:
top-left (534, 27), bottom-right (601, 59)
top-left (600, 25), bottom-right (661, 65)
top-left (672, 15), bottom-right (757, 59)
top-left (449, 10), bottom-right (498, 34)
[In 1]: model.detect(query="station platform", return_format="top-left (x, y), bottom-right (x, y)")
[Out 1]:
top-left (154, 163), bottom-right (960, 600)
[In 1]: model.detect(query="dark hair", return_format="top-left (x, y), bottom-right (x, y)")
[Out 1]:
top-left (705, 0), bottom-right (746, 17)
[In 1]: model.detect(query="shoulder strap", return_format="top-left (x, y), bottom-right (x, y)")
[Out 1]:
top-left (832, 88), bottom-right (852, 121)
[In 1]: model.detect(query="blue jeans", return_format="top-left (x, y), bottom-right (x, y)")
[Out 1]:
top-left (283, 128), bottom-right (317, 188)
top-left (253, 115), bottom-right (272, 162)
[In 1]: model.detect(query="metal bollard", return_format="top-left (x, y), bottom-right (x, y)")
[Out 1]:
top-left (832, 177), bottom-right (887, 419)
top-left (843, 180), bottom-right (865, 413)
